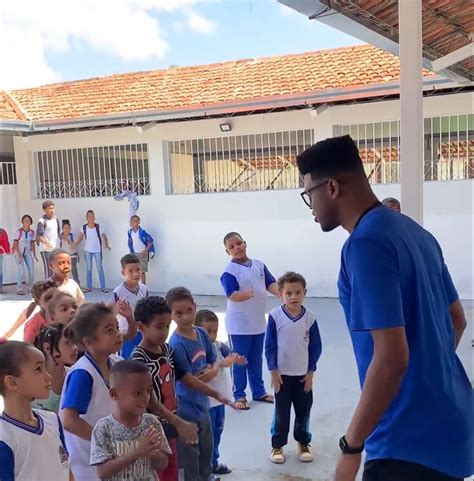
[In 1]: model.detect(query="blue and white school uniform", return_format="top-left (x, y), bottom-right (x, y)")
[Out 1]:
top-left (113, 282), bottom-right (148, 359)
top-left (60, 352), bottom-right (120, 481)
top-left (0, 409), bottom-right (69, 481)
top-left (220, 258), bottom-right (276, 401)
top-left (265, 305), bottom-right (322, 448)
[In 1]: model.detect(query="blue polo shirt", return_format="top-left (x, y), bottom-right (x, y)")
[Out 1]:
top-left (338, 205), bottom-right (473, 479)
top-left (169, 326), bottom-right (217, 422)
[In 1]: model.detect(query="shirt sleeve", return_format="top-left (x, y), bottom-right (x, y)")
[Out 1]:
top-left (442, 263), bottom-right (459, 305)
top-left (220, 272), bottom-right (239, 297)
top-left (170, 350), bottom-right (187, 380)
top-left (61, 369), bottom-right (93, 414)
top-left (308, 319), bottom-right (322, 372)
top-left (31, 229), bottom-right (36, 241)
top-left (56, 413), bottom-right (69, 455)
top-left (90, 419), bottom-right (113, 466)
top-left (0, 441), bottom-right (14, 481)
top-left (263, 265), bottom-right (276, 288)
top-left (346, 237), bottom-right (405, 331)
top-left (265, 314), bottom-right (278, 371)
top-left (170, 341), bottom-right (193, 375)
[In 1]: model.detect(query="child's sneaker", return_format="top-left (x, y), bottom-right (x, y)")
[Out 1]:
top-left (270, 448), bottom-right (285, 464)
top-left (298, 443), bottom-right (313, 462)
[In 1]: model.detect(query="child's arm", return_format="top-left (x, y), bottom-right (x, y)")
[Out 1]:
top-left (220, 272), bottom-right (253, 302)
top-left (4, 301), bottom-right (37, 339)
top-left (265, 314), bottom-right (283, 393)
top-left (302, 319), bottom-right (323, 393)
top-left (60, 370), bottom-right (94, 441)
top-left (115, 298), bottom-right (137, 341)
top-left (73, 232), bottom-right (84, 248)
top-left (101, 233), bottom-right (111, 250)
top-left (197, 328), bottom-right (219, 383)
top-left (263, 265), bottom-right (279, 296)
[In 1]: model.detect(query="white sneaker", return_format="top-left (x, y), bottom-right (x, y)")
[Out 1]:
top-left (270, 448), bottom-right (285, 464)
top-left (298, 443), bottom-right (313, 462)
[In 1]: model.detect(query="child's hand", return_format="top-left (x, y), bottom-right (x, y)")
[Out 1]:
top-left (301, 371), bottom-right (314, 393)
top-left (271, 370), bottom-right (283, 394)
top-left (134, 427), bottom-right (161, 458)
top-left (117, 299), bottom-right (133, 319)
top-left (221, 353), bottom-right (247, 368)
top-left (198, 364), bottom-right (219, 383)
top-left (175, 419), bottom-right (198, 444)
top-left (244, 288), bottom-right (254, 300)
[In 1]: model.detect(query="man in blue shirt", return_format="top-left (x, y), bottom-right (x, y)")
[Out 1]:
top-left (297, 135), bottom-right (472, 481)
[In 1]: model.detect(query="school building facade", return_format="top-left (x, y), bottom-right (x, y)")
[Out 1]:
top-left (1, 45), bottom-right (473, 298)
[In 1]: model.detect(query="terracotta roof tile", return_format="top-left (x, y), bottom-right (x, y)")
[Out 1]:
top-left (4, 45), bottom-right (435, 123)
top-left (0, 91), bottom-right (26, 121)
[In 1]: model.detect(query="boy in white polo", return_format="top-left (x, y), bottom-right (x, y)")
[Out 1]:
top-left (220, 231), bottom-right (279, 410)
top-left (265, 271), bottom-right (322, 465)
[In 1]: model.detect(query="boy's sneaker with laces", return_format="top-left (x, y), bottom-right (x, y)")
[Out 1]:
top-left (298, 443), bottom-right (313, 462)
top-left (270, 448), bottom-right (285, 464)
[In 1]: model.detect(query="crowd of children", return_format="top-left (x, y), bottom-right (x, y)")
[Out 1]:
top-left (0, 230), bottom-right (322, 481)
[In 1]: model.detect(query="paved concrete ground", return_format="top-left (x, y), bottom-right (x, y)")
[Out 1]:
top-left (0, 288), bottom-right (472, 481)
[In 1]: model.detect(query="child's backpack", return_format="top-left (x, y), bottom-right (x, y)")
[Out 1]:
top-left (82, 223), bottom-right (102, 250)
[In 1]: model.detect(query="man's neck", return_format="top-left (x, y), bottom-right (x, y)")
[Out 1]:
top-left (341, 191), bottom-right (380, 234)
top-left (232, 256), bottom-right (250, 265)
top-left (132, 227), bottom-right (140, 233)
top-left (87, 350), bottom-right (110, 371)
top-left (284, 304), bottom-right (303, 317)
top-left (52, 274), bottom-right (67, 285)
top-left (3, 398), bottom-right (38, 426)
top-left (87, 222), bottom-right (95, 228)
top-left (176, 325), bottom-right (196, 339)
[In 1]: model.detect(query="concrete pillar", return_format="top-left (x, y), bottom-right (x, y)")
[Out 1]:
top-left (399, 0), bottom-right (424, 224)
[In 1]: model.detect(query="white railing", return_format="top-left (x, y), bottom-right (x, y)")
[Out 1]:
top-left (0, 161), bottom-right (17, 185)
top-left (166, 130), bottom-right (313, 194)
top-left (33, 144), bottom-right (150, 199)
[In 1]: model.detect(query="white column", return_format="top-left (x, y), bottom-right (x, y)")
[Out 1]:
top-left (399, 0), bottom-right (424, 224)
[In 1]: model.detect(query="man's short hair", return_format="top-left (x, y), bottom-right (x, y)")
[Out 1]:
top-left (110, 360), bottom-right (150, 387)
top-left (48, 248), bottom-right (69, 263)
top-left (120, 253), bottom-right (140, 268)
top-left (130, 215), bottom-right (140, 221)
top-left (382, 197), bottom-right (400, 206)
top-left (42, 200), bottom-right (55, 210)
top-left (297, 135), bottom-right (365, 180)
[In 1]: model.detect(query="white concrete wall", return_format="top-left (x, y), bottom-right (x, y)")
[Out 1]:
top-left (11, 92), bottom-right (474, 299)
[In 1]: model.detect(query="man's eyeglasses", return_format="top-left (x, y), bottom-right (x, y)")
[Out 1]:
top-left (300, 180), bottom-right (329, 208)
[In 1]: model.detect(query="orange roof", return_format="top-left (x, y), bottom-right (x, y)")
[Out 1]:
top-left (2, 45), bottom-right (435, 123)
top-left (0, 91), bottom-right (26, 121)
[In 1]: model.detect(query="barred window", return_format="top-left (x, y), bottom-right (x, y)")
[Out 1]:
top-left (0, 161), bottom-right (17, 185)
top-left (32, 144), bottom-right (150, 199)
top-left (166, 130), bottom-right (313, 194)
top-left (335, 113), bottom-right (473, 184)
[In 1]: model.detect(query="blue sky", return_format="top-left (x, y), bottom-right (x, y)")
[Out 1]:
top-left (2, 1), bottom-right (362, 89)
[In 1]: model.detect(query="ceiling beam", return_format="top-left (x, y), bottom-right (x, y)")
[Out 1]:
top-left (431, 40), bottom-right (474, 72)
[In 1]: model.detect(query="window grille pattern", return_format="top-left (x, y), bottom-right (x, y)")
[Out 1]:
top-left (166, 130), bottom-right (313, 194)
top-left (33, 144), bottom-right (150, 199)
top-left (0, 161), bottom-right (17, 185)
top-left (335, 114), bottom-right (473, 184)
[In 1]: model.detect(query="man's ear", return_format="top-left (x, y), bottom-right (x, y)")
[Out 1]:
top-left (4, 375), bottom-right (19, 391)
top-left (109, 387), bottom-right (119, 401)
top-left (328, 179), bottom-right (341, 199)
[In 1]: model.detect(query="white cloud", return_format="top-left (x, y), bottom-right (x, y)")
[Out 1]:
top-left (0, 0), bottom-right (216, 89)
top-left (187, 12), bottom-right (216, 34)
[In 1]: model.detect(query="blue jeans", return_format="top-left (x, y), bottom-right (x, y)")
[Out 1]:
top-left (16, 253), bottom-right (34, 289)
top-left (229, 333), bottom-right (266, 401)
top-left (84, 251), bottom-right (106, 289)
top-left (209, 405), bottom-right (225, 470)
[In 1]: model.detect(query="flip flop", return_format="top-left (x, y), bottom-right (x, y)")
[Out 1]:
top-left (213, 464), bottom-right (232, 475)
top-left (234, 398), bottom-right (250, 410)
top-left (254, 394), bottom-right (274, 404)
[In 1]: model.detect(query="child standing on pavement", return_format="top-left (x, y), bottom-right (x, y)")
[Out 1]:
top-left (220, 232), bottom-right (279, 410)
top-left (265, 272), bottom-right (322, 465)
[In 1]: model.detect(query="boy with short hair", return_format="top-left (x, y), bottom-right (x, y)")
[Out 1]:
top-left (166, 287), bottom-right (219, 481)
top-left (90, 360), bottom-right (171, 480)
top-left (265, 272), bottom-right (322, 465)
top-left (132, 296), bottom-right (234, 481)
top-left (36, 200), bottom-right (60, 278)
top-left (195, 309), bottom-right (246, 476)
top-left (113, 253), bottom-right (147, 359)
top-left (49, 248), bottom-right (84, 305)
top-left (128, 215), bottom-right (155, 285)
top-left (220, 232), bottom-right (279, 410)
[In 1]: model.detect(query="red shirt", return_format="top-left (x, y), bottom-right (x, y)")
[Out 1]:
top-left (23, 312), bottom-right (47, 343)
top-left (0, 229), bottom-right (10, 255)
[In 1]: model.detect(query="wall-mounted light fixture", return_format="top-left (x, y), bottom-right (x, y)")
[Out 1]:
top-left (219, 123), bottom-right (232, 132)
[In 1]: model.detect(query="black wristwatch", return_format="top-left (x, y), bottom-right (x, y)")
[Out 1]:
top-left (339, 435), bottom-right (364, 454)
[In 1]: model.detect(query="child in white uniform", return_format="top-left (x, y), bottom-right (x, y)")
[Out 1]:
top-left (61, 302), bottom-right (123, 481)
top-left (0, 340), bottom-right (69, 481)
